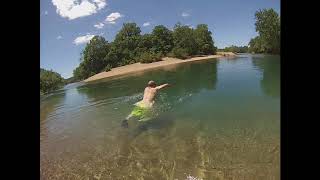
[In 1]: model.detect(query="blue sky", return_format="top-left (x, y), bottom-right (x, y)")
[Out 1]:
top-left (40, 0), bottom-right (280, 78)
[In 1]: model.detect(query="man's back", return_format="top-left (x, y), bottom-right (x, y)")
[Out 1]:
top-left (142, 87), bottom-right (157, 107)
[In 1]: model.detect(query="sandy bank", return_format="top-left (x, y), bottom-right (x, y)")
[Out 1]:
top-left (84, 52), bottom-right (236, 83)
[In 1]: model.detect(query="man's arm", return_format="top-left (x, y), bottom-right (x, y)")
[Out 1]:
top-left (155, 83), bottom-right (170, 90)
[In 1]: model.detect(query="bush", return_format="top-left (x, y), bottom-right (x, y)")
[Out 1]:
top-left (166, 52), bottom-right (174, 57)
top-left (155, 52), bottom-right (163, 60)
top-left (172, 47), bottom-right (188, 59)
top-left (103, 64), bottom-right (112, 72)
top-left (40, 68), bottom-right (64, 94)
top-left (139, 52), bottom-right (163, 63)
top-left (212, 46), bottom-right (217, 55)
top-left (64, 77), bottom-right (77, 85)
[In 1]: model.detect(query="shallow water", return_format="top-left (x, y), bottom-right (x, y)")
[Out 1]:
top-left (40, 54), bottom-right (280, 180)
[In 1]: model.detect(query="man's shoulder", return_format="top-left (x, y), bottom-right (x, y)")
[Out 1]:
top-left (145, 87), bottom-right (158, 92)
top-left (145, 87), bottom-right (153, 92)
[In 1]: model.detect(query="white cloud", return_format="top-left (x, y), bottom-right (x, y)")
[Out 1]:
top-left (94, 22), bottom-right (104, 29)
top-left (181, 12), bottom-right (190, 17)
top-left (105, 12), bottom-right (122, 24)
top-left (93, 0), bottom-right (106, 10)
top-left (143, 22), bottom-right (151, 27)
top-left (57, 35), bottom-right (63, 40)
top-left (52, 0), bottom-right (107, 20)
top-left (73, 34), bottom-right (95, 45)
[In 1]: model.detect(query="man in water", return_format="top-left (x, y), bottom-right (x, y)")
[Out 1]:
top-left (121, 80), bottom-right (170, 128)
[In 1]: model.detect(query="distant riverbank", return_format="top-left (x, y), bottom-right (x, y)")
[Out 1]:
top-left (84, 52), bottom-right (236, 83)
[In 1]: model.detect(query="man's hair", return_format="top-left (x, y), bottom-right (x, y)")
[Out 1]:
top-left (148, 80), bottom-right (156, 87)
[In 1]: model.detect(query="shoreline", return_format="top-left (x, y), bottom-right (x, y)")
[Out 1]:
top-left (84, 52), bottom-right (236, 83)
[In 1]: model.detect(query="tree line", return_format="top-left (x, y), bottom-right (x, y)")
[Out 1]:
top-left (72, 23), bottom-right (217, 81)
top-left (219, 45), bottom-right (249, 53)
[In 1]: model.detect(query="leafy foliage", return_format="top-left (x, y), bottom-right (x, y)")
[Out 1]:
top-left (171, 47), bottom-right (189, 59)
top-left (151, 25), bottom-right (174, 55)
top-left (248, 9), bottom-right (280, 54)
top-left (139, 52), bottom-right (163, 63)
top-left (172, 24), bottom-right (198, 56)
top-left (194, 24), bottom-right (215, 55)
top-left (103, 64), bottom-right (112, 72)
top-left (73, 36), bottom-right (110, 80)
top-left (112, 23), bottom-right (142, 65)
top-left (40, 68), bottom-right (64, 94)
top-left (222, 45), bottom-right (249, 53)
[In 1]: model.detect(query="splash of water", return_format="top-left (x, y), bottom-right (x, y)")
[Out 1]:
top-left (155, 92), bottom-right (193, 113)
top-left (186, 175), bottom-right (203, 180)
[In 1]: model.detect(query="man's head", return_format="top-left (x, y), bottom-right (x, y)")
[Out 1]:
top-left (148, 80), bottom-right (156, 88)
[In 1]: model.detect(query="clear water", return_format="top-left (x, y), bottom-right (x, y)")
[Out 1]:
top-left (40, 54), bottom-right (280, 180)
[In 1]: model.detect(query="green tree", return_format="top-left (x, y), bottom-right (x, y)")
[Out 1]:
top-left (111, 23), bottom-right (142, 65)
top-left (194, 24), bottom-right (215, 55)
top-left (151, 25), bottom-right (174, 55)
top-left (248, 8), bottom-right (280, 54)
top-left (114, 23), bottom-right (141, 41)
top-left (83, 36), bottom-right (110, 72)
top-left (136, 33), bottom-right (153, 53)
top-left (104, 43), bottom-right (122, 68)
top-left (40, 68), bottom-right (64, 94)
top-left (255, 9), bottom-right (280, 53)
top-left (248, 36), bottom-right (265, 53)
top-left (74, 36), bottom-right (110, 80)
top-left (172, 23), bottom-right (197, 57)
top-left (73, 63), bottom-right (87, 80)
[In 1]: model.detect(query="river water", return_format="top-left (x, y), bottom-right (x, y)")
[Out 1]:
top-left (40, 54), bottom-right (280, 180)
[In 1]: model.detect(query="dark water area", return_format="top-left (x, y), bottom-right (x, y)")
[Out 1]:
top-left (40, 54), bottom-right (280, 179)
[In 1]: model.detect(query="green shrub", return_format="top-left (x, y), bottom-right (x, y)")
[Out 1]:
top-left (40, 68), bottom-right (64, 94)
top-left (166, 52), bottom-right (174, 57)
top-left (172, 47), bottom-right (188, 59)
top-left (139, 52), bottom-right (162, 63)
top-left (155, 52), bottom-right (163, 60)
top-left (103, 64), bottom-right (112, 72)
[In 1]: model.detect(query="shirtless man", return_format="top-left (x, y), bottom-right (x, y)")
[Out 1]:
top-left (121, 80), bottom-right (170, 127)
top-left (140, 80), bottom-right (170, 107)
